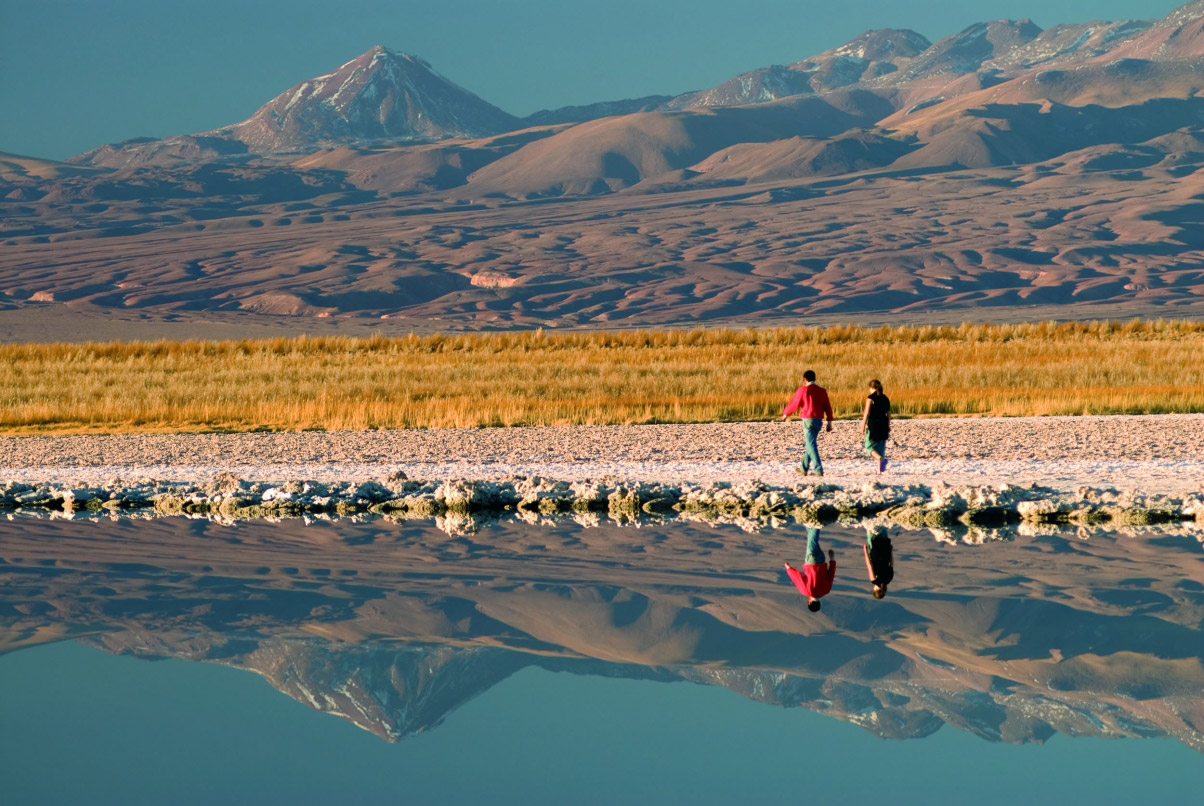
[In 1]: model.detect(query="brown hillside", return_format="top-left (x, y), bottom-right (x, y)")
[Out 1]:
top-left (688, 132), bottom-right (913, 182)
top-left (290, 126), bottom-right (568, 192)
top-left (883, 59), bottom-right (1204, 134)
top-left (466, 92), bottom-right (896, 197)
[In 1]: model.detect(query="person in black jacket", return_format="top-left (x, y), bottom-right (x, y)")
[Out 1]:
top-left (860, 379), bottom-right (891, 473)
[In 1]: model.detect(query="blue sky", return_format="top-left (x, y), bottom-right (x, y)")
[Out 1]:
top-left (0, 0), bottom-right (1189, 160)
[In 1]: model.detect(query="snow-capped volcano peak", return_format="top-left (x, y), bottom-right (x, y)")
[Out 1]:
top-left (226, 46), bottom-right (521, 153)
top-left (820, 28), bottom-right (932, 61)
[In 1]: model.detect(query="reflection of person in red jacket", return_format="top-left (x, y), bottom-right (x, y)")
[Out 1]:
top-left (784, 527), bottom-right (836, 612)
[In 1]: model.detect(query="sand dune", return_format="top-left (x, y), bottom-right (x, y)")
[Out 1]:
top-left (0, 151), bottom-right (105, 184)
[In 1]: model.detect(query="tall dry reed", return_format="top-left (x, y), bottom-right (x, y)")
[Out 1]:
top-left (0, 321), bottom-right (1201, 433)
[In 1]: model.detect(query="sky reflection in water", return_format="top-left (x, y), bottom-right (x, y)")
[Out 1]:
top-left (2, 514), bottom-right (1202, 803)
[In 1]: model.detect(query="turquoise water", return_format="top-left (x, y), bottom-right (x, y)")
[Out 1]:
top-left (2, 640), bottom-right (1200, 805)
top-left (2, 515), bottom-right (1202, 803)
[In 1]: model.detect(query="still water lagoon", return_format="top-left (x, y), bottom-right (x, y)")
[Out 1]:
top-left (2, 514), bottom-right (1202, 804)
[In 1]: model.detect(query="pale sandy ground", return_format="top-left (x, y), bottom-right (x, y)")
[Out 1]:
top-left (1, 414), bottom-right (1201, 494)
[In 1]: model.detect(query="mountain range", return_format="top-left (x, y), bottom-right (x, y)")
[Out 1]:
top-left (4, 3), bottom-right (1204, 336)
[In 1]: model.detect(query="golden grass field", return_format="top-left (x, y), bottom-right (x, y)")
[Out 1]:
top-left (1, 321), bottom-right (1202, 434)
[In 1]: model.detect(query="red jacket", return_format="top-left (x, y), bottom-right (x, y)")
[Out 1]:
top-left (783, 383), bottom-right (834, 421)
top-left (786, 561), bottom-right (836, 599)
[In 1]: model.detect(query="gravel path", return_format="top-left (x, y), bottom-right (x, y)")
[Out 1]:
top-left (2, 414), bottom-right (1201, 493)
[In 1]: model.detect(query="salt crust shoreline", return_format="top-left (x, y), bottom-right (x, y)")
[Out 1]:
top-left (1, 413), bottom-right (1201, 485)
top-left (0, 415), bottom-right (1201, 532)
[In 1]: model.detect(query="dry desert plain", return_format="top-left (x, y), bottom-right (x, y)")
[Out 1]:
top-left (5, 150), bottom-right (1204, 342)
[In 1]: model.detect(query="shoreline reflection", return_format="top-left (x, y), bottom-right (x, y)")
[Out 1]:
top-left (1, 515), bottom-right (1202, 751)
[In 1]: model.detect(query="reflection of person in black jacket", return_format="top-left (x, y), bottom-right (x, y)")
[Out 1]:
top-left (864, 524), bottom-right (894, 599)
top-left (860, 379), bottom-right (891, 473)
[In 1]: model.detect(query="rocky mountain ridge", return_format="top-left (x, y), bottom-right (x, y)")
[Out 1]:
top-left (6, 3), bottom-right (1204, 332)
top-left (63, 3), bottom-right (1204, 169)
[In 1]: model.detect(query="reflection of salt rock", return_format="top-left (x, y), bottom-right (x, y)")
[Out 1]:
top-left (721, 515), bottom-right (765, 534)
top-left (960, 529), bottom-right (987, 545)
top-left (1017, 521), bottom-right (1067, 537)
top-left (436, 510), bottom-right (495, 535)
top-left (571, 511), bottom-right (601, 528)
top-left (928, 527), bottom-right (959, 544)
top-left (49, 507), bottom-right (84, 521)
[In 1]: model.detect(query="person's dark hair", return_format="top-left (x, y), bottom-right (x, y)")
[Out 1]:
top-left (869, 379), bottom-right (883, 393)
top-left (807, 599), bottom-right (821, 612)
top-left (803, 370), bottom-right (817, 382)
top-left (873, 586), bottom-right (887, 599)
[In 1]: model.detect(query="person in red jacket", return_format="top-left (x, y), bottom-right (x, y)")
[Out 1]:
top-left (784, 527), bottom-right (836, 611)
top-left (780, 369), bottom-right (835, 476)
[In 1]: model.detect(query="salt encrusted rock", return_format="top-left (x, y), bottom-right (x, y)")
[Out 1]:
top-left (569, 480), bottom-right (609, 512)
top-left (261, 487), bottom-right (292, 503)
top-left (1182, 493), bottom-right (1204, 521)
top-left (208, 472), bottom-right (245, 495)
top-left (607, 482), bottom-right (647, 516)
top-left (1, 474), bottom-right (1201, 531)
top-left (57, 487), bottom-right (110, 512)
top-left (3, 490), bottom-right (1203, 544)
top-left (353, 480), bottom-right (393, 503)
top-left (1101, 504), bottom-right (1182, 526)
top-left (514, 476), bottom-right (575, 514)
top-left (435, 479), bottom-right (519, 514)
top-left (1016, 498), bottom-right (1073, 521)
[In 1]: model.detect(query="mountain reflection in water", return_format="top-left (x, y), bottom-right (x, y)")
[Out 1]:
top-left (1, 515), bottom-right (1202, 749)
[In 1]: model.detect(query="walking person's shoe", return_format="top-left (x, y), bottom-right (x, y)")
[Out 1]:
top-left (879, 457), bottom-right (888, 473)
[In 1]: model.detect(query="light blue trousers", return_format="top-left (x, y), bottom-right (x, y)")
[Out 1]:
top-left (801, 418), bottom-right (824, 474)
top-left (804, 527), bottom-right (824, 565)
